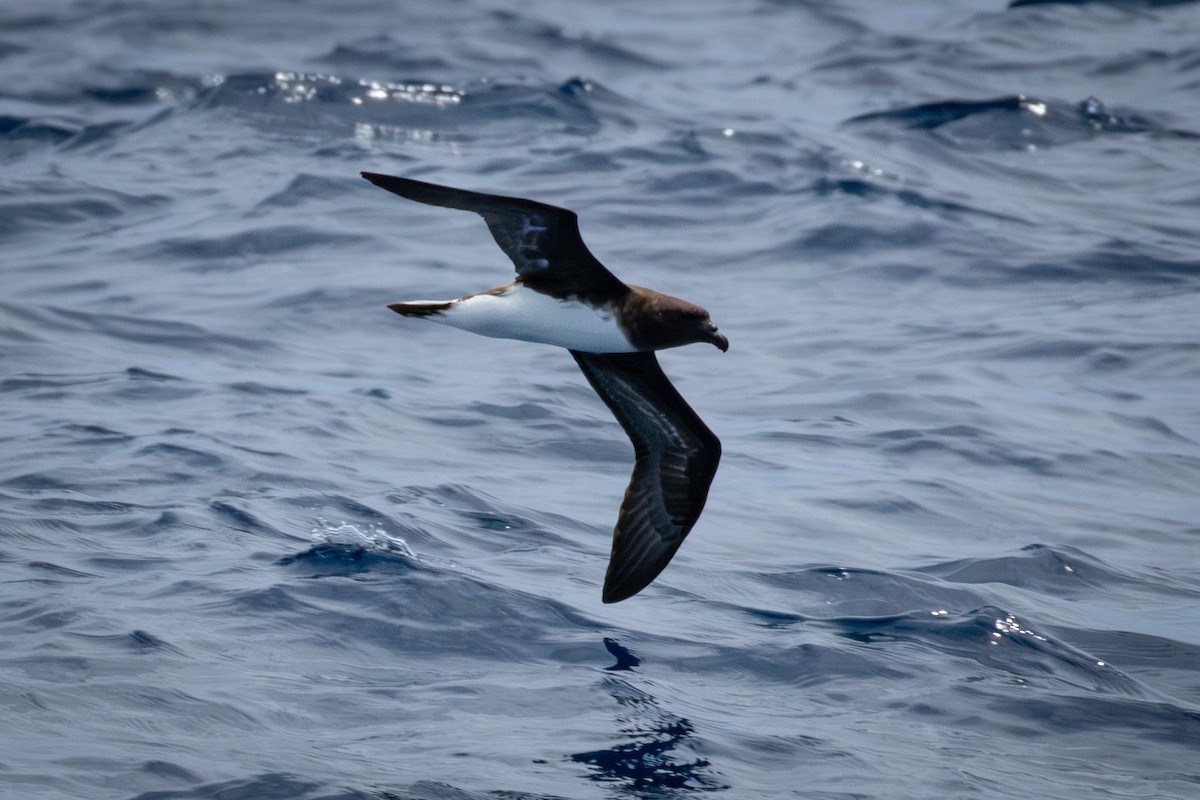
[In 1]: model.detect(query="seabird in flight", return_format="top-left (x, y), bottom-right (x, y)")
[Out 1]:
top-left (362, 172), bottom-right (727, 602)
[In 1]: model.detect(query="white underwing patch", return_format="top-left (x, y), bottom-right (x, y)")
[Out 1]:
top-left (423, 284), bottom-right (637, 353)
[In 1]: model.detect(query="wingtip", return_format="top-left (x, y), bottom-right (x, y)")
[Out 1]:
top-left (601, 585), bottom-right (634, 604)
top-left (601, 563), bottom-right (658, 603)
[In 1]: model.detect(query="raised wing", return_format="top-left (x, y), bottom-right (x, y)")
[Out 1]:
top-left (361, 172), bottom-right (626, 304)
top-left (570, 350), bottom-right (721, 602)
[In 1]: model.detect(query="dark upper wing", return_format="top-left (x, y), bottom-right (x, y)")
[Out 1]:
top-left (570, 350), bottom-right (721, 603)
top-left (361, 172), bottom-right (626, 303)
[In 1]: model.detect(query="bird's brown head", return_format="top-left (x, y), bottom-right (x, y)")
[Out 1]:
top-left (624, 287), bottom-right (729, 353)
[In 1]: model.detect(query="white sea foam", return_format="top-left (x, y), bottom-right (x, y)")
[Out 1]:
top-left (310, 518), bottom-right (415, 558)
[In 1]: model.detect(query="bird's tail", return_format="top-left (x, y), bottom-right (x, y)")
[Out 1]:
top-left (387, 300), bottom-right (454, 317)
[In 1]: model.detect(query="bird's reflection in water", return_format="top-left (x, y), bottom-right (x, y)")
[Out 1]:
top-left (570, 638), bottom-right (726, 795)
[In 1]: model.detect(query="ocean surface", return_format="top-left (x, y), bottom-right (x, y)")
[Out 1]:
top-left (3, 1), bottom-right (1199, 798)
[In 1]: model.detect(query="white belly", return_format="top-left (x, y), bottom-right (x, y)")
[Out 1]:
top-left (430, 284), bottom-right (638, 353)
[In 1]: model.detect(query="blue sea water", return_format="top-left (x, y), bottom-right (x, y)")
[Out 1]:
top-left (3, 1), bottom-right (1200, 798)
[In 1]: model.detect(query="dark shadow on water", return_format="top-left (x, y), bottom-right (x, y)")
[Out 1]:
top-left (571, 639), bottom-right (727, 796)
top-left (604, 637), bottom-right (642, 671)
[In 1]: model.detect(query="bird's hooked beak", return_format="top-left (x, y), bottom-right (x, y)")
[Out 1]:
top-left (703, 321), bottom-right (729, 352)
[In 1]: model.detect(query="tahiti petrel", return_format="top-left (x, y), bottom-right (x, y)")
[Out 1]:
top-left (362, 172), bottom-right (726, 602)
